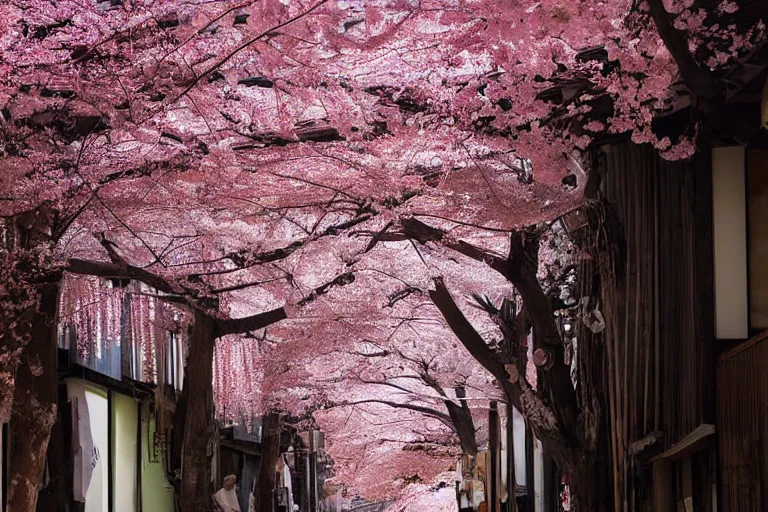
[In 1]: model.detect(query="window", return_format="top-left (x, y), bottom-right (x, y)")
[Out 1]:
top-left (712, 147), bottom-right (768, 338)
top-left (712, 147), bottom-right (749, 339)
top-left (68, 380), bottom-right (145, 512)
top-left (747, 149), bottom-right (768, 331)
top-left (165, 332), bottom-right (184, 390)
top-left (111, 393), bottom-right (138, 512)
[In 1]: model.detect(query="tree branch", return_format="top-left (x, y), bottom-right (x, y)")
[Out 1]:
top-left (175, 0), bottom-right (329, 101)
top-left (428, 277), bottom-right (517, 402)
top-left (506, 229), bottom-right (562, 347)
top-left (341, 399), bottom-right (454, 427)
top-left (214, 212), bottom-right (373, 272)
top-left (66, 259), bottom-right (179, 295)
top-left (405, 219), bottom-right (580, 448)
top-left (297, 272), bottom-right (355, 306)
top-left (646, 0), bottom-right (716, 108)
top-left (400, 217), bottom-right (510, 278)
top-left (215, 307), bottom-right (287, 336)
top-left (505, 229), bottom-right (580, 444)
top-left (429, 277), bottom-right (570, 463)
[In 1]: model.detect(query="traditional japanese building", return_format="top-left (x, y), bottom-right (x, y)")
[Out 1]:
top-left (583, 140), bottom-right (768, 511)
top-left (2, 278), bottom-right (185, 512)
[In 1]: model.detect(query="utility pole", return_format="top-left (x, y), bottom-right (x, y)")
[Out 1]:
top-left (304, 440), bottom-right (311, 512)
top-left (309, 430), bottom-right (318, 512)
top-left (489, 401), bottom-right (500, 512)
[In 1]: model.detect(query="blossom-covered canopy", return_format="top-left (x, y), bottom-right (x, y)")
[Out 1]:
top-left (1, 0), bottom-right (763, 505)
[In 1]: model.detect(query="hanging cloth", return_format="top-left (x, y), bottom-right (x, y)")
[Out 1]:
top-left (68, 381), bottom-right (95, 502)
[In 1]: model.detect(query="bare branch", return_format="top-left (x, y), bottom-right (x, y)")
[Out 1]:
top-left (340, 399), bottom-right (453, 426)
top-left (297, 272), bottom-right (355, 306)
top-left (400, 217), bottom-right (509, 277)
top-left (216, 306), bottom-right (287, 336)
top-left (66, 259), bottom-right (179, 295)
top-left (175, 0), bottom-right (330, 100)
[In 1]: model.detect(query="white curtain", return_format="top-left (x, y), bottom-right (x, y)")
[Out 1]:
top-left (68, 380), bottom-right (95, 503)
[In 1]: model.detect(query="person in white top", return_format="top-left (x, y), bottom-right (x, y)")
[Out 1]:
top-left (213, 474), bottom-right (242, 512)
top-left (248, 480), bottom-right (256, 512)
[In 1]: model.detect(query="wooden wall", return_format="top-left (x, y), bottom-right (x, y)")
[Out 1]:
top-left (717, 332), bottom-right (768, 512)
top-left (598, 141), bottom-right (716, 510)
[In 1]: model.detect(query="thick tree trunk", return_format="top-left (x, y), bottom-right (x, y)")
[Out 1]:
top-left (179, 310), bottom-right (217, 512)
top-left (255, 412), bottom-right (281, 512)
top-left (7, 283), bottom-right (60, 512)
top-left (171, 373), bottom-right (189, 505)
top-left (35, 383), bottom-right (73, 512)
top-left (569, 449), bottom-right (612, 512)
top-left (0, 358), bottom-right (15, 424)
top-left (445, 400), bottom-right (478, 456)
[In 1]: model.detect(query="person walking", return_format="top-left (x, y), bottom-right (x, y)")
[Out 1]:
top-left (214, 475), bottom-right (242, 512)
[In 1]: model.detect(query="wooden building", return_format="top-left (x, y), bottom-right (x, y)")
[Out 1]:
top-left (592, 141), bottom-right (768, 511)
top-left (1, 278), bottom-right (184, 512)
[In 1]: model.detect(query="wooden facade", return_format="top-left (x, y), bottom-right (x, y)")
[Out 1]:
top-left (597, 141), bottom-right (717, 511)
top-left (717, 331), bottom-right (768, 510)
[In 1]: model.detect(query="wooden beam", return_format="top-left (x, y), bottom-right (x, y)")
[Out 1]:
top-left (651, 424), bottom-right (715, 462)
top-left (719, 329), bottom-right (768, 362)
top-left (761, 75), bottom-right (768, 128)
top-left (219, 440), bottom-right (262, 457)
top-left (489, 402), bottom-right (500, 512)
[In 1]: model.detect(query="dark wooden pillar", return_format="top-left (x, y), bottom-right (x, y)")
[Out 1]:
top-left (489, 401), bottom-right (500, 512)
top-left (522, 426), bottom-right (535, 512)
top-left (309, 430), bottom-right (318, 512)
top-left (255, 412), bottom-right (281, 512)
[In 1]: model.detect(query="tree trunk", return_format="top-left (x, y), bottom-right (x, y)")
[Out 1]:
top-left (445, 402), bottom-right (478, 456)
top-left (569, 451), bottom-right (611, 512)
top-left (444, 386), bottom-right (477, 456)
top-left (179, 310), bottom-right (217, 512)
top-left (35, 382), bottom-right (73, 512)
top-left (255, 412), bottom-right (281, 512)
top-left (171, 372), bottom-right (189, 505)
top-left (7, 283), bottom-right (60, 512)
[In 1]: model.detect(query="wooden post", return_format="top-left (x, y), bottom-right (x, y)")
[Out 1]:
top-left (255, 412), bottom-right (281, 512)
top-left (523, 426), bottom-right (535, 512)
top-left (652, 459), bottom-right (673, 512)
top-left (489, 401), bottom-right (500, 512)
top-left (304, 449), bottom-right (311, 512)
top-left (310, 430), bottom-right (317, 512)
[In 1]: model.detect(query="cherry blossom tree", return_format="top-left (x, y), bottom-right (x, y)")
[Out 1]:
top-left (1, 0), bottom-right (764, 510)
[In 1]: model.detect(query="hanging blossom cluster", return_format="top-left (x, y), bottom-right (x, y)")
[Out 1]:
top-left (214, 334), bottom-right (265, 424)
top-left (58, 275), bottom-right (190, 384)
